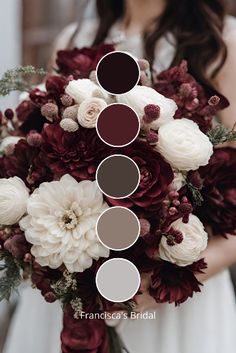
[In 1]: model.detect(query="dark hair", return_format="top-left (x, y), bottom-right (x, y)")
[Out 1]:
top-left (93, 0), bottom-right (228, 86)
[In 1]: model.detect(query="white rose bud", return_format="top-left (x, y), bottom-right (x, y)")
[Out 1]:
top-left (77, 97), bottom-right (107, 128)
top-left (65, 79), bottom-right (98, 104)
top-left (159, 214), bottom-right (208, 266)
top-left (156, 119), bottom-right (213, 171)
top-left (117, 85), bottom-right (177, 129)
top-left (0, 177), bottom-right (29, 225)
top-left (172, 171), bottom-right (187, 191)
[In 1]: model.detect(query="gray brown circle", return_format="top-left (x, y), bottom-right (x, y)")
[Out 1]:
top-left (96, 258), bottom-right (140, 302)
top-left (96, 207), bottom-right (140, 251)
top-left (96, 51), bottom-right (140, 95)
top-left (96, 155), bottom-right (140, 199)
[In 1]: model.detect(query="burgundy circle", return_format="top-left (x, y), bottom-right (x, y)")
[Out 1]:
top-left (96, 51), bottom-right (140, 95)
top-left (96, 104), bottom-right (140, 147)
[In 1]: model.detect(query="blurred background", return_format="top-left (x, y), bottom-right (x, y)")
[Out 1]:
top-left (1, 0), bottom-right (236, 109)
top-left (0, 0), bottom-right (236, 352)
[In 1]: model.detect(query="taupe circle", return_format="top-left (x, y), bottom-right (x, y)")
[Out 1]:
top-left (96, 155), bottom-right (140, 199)
top-left (96, 207), bottom-right (140, 251)
top-left (96, 258), bottom-right (140, 302)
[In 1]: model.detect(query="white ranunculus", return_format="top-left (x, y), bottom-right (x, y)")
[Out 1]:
top-left (65, 79), bottom-right (98, 104)
top-left (0, 177), bottom-right (29, 225)
top-left (78, 97), bottom-right (107, 128)
top-left (159, 214), bottom-right (208, 266)
top-left (0, 136), bottom-right (22, 153)
top-left (20, 174), bottom-right (109, 273)
top-left (156, 119), bottom-right (213, 171)
top-left (65, 79), bottom-right (110, 104)
top-left (116, 85), bottom-right (177, 129)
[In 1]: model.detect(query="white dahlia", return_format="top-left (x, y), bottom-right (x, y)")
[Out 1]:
top-left (20, 174), bottom-right (109, 273)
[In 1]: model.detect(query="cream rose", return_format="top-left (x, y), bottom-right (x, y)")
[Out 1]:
top-left (77, 97), bottom-right (107, 128)
top-left (116, 85), bottom-right (177, 129)
top-left (156, 118), bottom-right (213, 171)
top-left (0, 177), bottom-right (29, 225)
top-left (159, 214), bottom-right (208, 266)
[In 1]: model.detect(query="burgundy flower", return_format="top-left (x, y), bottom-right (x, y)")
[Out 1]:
top-left (56, 44), bottom-right (115, 79)
top-left (154, 61), bottom-right (229, 133)
top-left (197, 148), bottom-right (236, 236)
top-left (107, 140), bottom-right (173, 210)
top-left (41, 124), bottom-right (114, 181)
top-left (3, 139), bottom-right (52, 188)
top-left (31, 262), bottom-right (61, 303)
top-left (61, 305), bottom-right (109, 353)
top-left (149, 259), bottom-right (207, 305)
top-left (16, 100), bottom-right (47, 134)
top-left (4, 232), bottom-right (31, 261)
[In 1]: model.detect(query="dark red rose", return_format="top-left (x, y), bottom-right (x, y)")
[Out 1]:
top-left (16, 100), bottom-right (47, 134)
top-left (41, 124), bottom-right (114, 181)
top-left (61, 305), bottom-right (109, 353)
top-left (154, 61), bottom-right (229, 133)
top-left (56, 44), bottom-right (115, 79)
top-left (197, 148), bottom-right (236, 236)
top-left (106, 140), bottom-right (173, 210)
top-left (3, 139), bottom-right (52, 188)
top-left (149, 259), bottom-right (207, 305)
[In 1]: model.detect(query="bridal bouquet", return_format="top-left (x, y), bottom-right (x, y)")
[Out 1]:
top-left (0, 44), bottom-right (235, 353)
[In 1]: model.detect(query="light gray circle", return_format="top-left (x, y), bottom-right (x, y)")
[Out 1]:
top-left (96, 258), bottom-right (140, 302)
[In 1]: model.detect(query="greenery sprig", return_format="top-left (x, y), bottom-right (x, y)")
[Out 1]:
top-left (0, 250), bottom-right (22, 301)
top-left (0, 66), bottom-right (46, 96)
top-left (207, 124), bottom-right (236, 145)
top-left (187, 182), bottom-right (204, 207)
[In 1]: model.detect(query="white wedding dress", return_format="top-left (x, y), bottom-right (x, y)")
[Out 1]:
top-left (3, 6), bottom-right (236, 353)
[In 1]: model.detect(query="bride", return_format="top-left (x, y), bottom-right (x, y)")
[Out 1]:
top-left (3, 1), bottom-right (236, 352)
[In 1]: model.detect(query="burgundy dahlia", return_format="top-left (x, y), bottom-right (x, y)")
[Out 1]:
top-left (41, 124), bottom-right (114, 181)
top-left (149, 259), bottom-right (207, 305)
top-left (61, 305), bottom-right (109, 353)
top-left (197, 148), bottom-right (236, 236)
top-left (2, 139), bottom-right (52, 187)
top-left (107, 140), bottom-right (174, 211)
top-left (56, 44), bottom-right (114, 79)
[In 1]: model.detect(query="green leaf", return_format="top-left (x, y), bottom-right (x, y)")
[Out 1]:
top-left (0, 66), bottom-right (46, 96)
top-left (187, 183), bottom-right (204, 207)
top-left (207, 124), bottom-right (236, 145)
top-left (0, 251), bottom-right (22, 301)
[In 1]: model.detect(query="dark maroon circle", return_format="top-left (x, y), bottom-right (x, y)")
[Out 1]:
top-left (96, 52), bottom-right (140, 94)
top-left (96, 104), bottom-right (140, 147)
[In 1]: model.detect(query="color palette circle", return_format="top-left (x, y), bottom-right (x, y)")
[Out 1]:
top-left (96, 206), bottom-right (140, 251)
top-left (96, 258), bottom-right (140, 302)
top-left (96, 154), bottom-right (140, 199)
top-left (96, 51), bottom-right (140, 95)
top-left (96, 103), bottom-right (140, 147)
